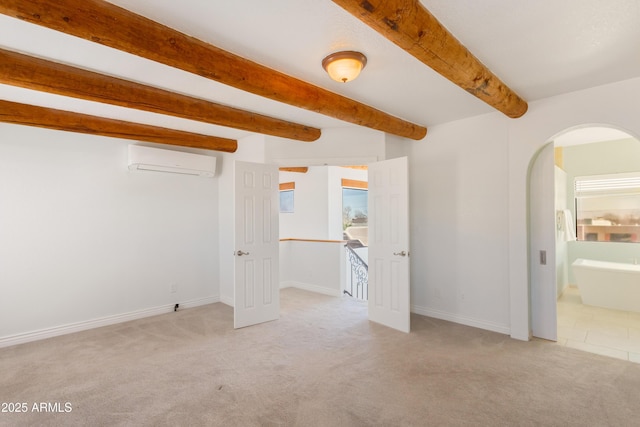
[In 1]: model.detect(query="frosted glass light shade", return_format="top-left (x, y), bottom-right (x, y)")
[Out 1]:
top-left (322, 51), bottom-right (367, 83)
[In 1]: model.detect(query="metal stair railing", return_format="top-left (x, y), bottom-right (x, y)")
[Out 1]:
top-left (345, 243), bottom-right (368, 300)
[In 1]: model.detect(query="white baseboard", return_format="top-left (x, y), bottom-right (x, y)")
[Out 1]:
top-left (220, 295), bottom-right (234, 307)
top-left (411, 304), bottom-right (510, 335)
top-left (0, 295), bottom-right (220, 349)
top-left (280, 281), bottom-right (341, 297)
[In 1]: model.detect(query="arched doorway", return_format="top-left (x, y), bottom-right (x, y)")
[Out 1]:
top-left (529, 125), bottom-right (640, 360)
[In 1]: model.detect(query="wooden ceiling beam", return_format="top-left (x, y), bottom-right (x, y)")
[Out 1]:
top-left (0, 100), bottom-right (238, 153)
top-left (332, 0), bottom-right (528, 118)
top-left (0, 0), bottom-right (427, 140)
top-left (0, 48), bottom-right (320, 142)
top-left (279, 167), bottom-right (309, 173)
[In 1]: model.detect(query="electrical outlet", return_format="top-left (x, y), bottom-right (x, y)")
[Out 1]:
top-left (170, 283), bottom-right (178, 293)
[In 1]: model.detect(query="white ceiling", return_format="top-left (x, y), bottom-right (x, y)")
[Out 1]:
top-left (1, 0), bottom-right (639, 142)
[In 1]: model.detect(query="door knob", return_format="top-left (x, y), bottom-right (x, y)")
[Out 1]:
top-left (393, 251), bottom-right (407, 257)
top-left (235, 250), bottom-right (250, 256)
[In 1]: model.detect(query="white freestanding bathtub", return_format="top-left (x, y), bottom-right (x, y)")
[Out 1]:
top-left (572, 258), bottom-right (640, 312)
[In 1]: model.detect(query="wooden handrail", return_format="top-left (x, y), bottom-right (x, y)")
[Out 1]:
top-left (279, 238), bottom-right (347, 244)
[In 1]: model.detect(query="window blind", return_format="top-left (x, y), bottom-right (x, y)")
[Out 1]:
top-left (575, 172), bottom-right (640, 197)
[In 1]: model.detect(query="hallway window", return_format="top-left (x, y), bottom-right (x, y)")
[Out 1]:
top-left (575, 173), bottom-right (640, 242)
top-left (280, 182), bottom-right (295, 213)
top-left (342, 178), bottom-right (368, 246)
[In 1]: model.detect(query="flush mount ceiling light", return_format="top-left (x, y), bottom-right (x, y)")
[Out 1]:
top-left (321, 51), bottom-right (367, 83)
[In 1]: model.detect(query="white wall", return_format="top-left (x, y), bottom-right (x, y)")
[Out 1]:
top-left (280, 240), bottom-right (344, 297)
top-left (279, 167), bottom-right (329, 239)
top-left (408, 113), bottom-right (512, 334)
top-left (266, 127), bottom-right (383, 166)
top-left (385, 134), bottom-right (412, 160)
top-left (279, 166), bottom-right (367, 240)
top-left (0, 124), bottom-right (220, 344)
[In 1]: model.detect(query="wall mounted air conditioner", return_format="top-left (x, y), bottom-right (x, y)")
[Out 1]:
top-left (128, 145), bottom-right (216, 178)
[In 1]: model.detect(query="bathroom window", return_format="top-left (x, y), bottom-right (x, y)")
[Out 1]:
top-left (574, 173), bottom-right (640, 243)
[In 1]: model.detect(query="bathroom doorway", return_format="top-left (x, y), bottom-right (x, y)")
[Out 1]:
top-left (530, 125), bottom-right (640, 362)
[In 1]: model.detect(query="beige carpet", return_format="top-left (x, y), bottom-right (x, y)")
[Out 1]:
top-left (1, 288), bottom-right (639, 426)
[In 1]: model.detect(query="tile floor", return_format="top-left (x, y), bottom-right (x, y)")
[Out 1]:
top-left (557, 286), bottom-right (640, 363)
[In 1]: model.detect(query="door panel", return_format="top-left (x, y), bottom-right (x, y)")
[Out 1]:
top-left (368, 157), bottom-right (410, 333)
top-left (530, 144), bottom-right (557, 340)
top-left (234, 161), bottom-right (279, 329)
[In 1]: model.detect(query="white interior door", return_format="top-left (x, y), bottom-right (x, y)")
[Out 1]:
top-left (234, 161), bottom-right (279, 329)
top-left (530, 143), bottom-right (557, 340)
top-left (368, 157), bottom-right (410, 333)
